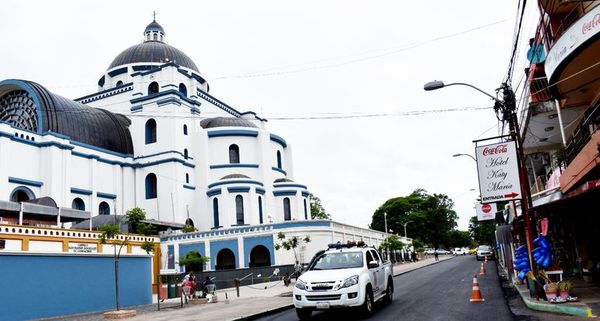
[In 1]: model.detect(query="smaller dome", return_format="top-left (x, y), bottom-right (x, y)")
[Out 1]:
top-left (200, 117), bottom-right (258, 129)
top-left (221, 174), bottom-right (251, 180)
top-left (145, 20), bottom-right (165, 34)
top-left (274, 178), bottom-right (294, 183)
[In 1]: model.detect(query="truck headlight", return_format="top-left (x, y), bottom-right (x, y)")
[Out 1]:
top-left (340, 275), bottom-right (359, 289)
top-left (295, 279), bottom-right (307, 290)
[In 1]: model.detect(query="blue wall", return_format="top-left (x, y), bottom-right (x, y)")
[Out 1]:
top-left (179, 242), bottom-right (206, 272)
top-left (210, 239), bottom-right (238, 270)
top-left (243, 235), bottom-right (274, 268)
top-left (0, 254), bottom-right (152, 321)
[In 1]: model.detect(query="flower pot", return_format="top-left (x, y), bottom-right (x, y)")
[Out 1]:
top-left (559, 290), bottom-right (569, 299)
top-left (545, 291), bottom-right (558, 300)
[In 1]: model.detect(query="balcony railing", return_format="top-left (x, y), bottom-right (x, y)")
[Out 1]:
top-left (541, 1), bottom-right (598, 49)
top-left (564, 103), bottom-right (600, 164)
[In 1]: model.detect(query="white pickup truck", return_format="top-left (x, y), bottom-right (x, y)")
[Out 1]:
top-left (293, 243), bottom-right (394, 320)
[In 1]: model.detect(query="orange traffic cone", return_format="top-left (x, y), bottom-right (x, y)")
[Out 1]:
top-left (470, 274), bottom-right (485, 302)
top-left (484, 256), bottom-right (488, 265)
top-left (479, 262), bottom-right (486, 275)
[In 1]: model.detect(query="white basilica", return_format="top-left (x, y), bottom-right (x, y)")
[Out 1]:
top-left (0, 19), bottom-right (393, 271)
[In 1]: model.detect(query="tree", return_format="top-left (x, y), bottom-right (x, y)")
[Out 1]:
top-left (99, 207), bottom-right (155, 312)
top-left (178, 250), bottom-right (209, 272)
top-left (370, 189), bottom-right (458, 249)
top-left (378, 235), bottom-right (405, 260)
top-left (274, 232), bottom-right (311, 273)
top-left (447, 230), bottom-right (473, 248)
top-left (468, 216), bottom-right (496, 245)
top-left (412, 239), bottom-right (425, 253)
top-left (309, 193), bottom-right (330, 220)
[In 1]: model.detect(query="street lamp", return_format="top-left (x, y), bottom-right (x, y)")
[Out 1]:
top-left (452, 153), bottom-right (476, 162)
top-left (383, 212), bottom-right (389, 260)
top-left (400, 221), bottom-right (412, 239)
top-left (424, 79), bottom-right (537, 289)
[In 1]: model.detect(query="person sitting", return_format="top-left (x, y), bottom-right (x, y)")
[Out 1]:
top-left (202, 276), bottom-right (215, 297)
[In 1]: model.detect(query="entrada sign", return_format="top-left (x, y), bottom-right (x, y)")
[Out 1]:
top-left (476, 140), bottom-right (522, 203)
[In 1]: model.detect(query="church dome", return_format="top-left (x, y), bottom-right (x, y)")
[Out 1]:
top-left (107, 20), bottom-right (199, 72)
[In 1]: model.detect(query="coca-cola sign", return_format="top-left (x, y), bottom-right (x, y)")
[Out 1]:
top-left (475, 140), bottom-right (521, 203)
top-left (476, 202), bottom-right (496, 221)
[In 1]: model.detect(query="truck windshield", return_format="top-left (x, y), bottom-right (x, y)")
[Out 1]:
top-left (309, 252), bottom-right (364, 270)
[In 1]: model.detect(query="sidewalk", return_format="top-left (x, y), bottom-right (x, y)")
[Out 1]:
top-left (49, 256), bottom-right (452, 321)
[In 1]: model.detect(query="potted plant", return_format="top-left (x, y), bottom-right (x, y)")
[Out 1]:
top-left (544, 282), bottom-right (559, 300)
top-left (558, 281), bottom-right (572, 299)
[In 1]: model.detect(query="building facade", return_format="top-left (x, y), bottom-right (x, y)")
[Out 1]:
top-left (0, 19), bottom-right (310, 232)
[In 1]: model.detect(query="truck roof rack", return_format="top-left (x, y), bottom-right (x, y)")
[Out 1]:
top-left (327, 240), bottom-right (368, 249)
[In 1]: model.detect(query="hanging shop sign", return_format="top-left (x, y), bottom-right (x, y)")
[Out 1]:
top-left (475, 202), bottom-right (497, 221)
top-left (476, 140), bottom-right (522, 203)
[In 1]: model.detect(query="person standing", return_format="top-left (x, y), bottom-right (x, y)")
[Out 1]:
top-left (434, 251), bottom-right (439, 261)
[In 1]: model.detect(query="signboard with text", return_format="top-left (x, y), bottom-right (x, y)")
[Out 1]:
top-left (475, 202), bottom-right (497, 221)
top-left (68, 243), bottom-right (97, 253)
top-left (476, 140), bottom-right (522, 203)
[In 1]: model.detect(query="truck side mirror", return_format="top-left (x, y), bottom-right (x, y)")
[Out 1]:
top-left (368, 260), bottom-right (379, 269)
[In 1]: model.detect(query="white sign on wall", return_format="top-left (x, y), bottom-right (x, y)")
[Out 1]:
top-left (475, 202), bottom-right (497, 221)
top-left (476, 141), bottom-right (522, 203)
top-left (68, 243), bottom-right (97, 253)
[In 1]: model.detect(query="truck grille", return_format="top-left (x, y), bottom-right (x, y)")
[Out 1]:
top-left (306, 294), bottom-right (342, 301)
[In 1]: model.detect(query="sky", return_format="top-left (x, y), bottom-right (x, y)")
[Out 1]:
top-left (1, 1), bottom-right (540, 231)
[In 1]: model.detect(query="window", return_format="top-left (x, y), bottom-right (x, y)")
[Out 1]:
top-left (179, 83), bottom-right (187, 96)
top-left (184, 149), bottom-right (189, 159)
top-left (229, 144), bottom-right (240, 164)
top-left (183, 124), bottom-right (188, 135)
top-left (366, 250), bottom-right (374, 265)
top-left (283, 197), bottom-right (291, 221)
top-left (213, 198), bottom-right (220, 228)
top-left (185, 173), bottom-right (189, 184)
top-left (72, 198), bottom-right (85, 211)
top-left (304, 199), bottom-right (308, 220)
top-left (153, 33), bottom-right (157, 41)
top-left (145, 173), bottom-right (157, 199)
top-left (258, 196), bottom-right (263, 224)
top-left (145, 119), bottom-right (157, 144)
top-left (99, 202), bottom-right (110, 215)
top-left (116, 80), bottom-right (123, 87)
top-left (235, 195), bottom-right (244, 225)
top-left (185, 218), bottom-right (194, 227)
top-left (277, 151), bottom-right (282, 169)
top-left (148, 81), bottom-right (159, 94)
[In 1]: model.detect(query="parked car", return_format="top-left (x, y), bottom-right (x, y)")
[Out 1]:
top-left (476, 245), bottom-right (494, 261)
top-left (453, 247), bottom-right (468, 255)
top-left (424, 248), bottom-right (436, 255)
top-left (293, 243), bottom-right (394, 319)
top-left (435, 249), bottom-right (451, 255)
top-left (468, 248), bottom-right (478, 255)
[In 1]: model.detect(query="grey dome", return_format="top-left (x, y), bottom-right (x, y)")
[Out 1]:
top-left (108, 41), bottom-right (199, 72)
top-left (221, 174), bottom-right (250, 180)
top-left (274, 178), bottom-right (294, 183)
top-left (144, 21), bottom-right (164, 34)
top-left (0, 79), bottom-right (134, 154)
top-left (200, 117), bottom-right (258, 129)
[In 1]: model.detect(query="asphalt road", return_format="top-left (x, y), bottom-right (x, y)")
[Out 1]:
top-left (256, 256), bottom-right (514, 321)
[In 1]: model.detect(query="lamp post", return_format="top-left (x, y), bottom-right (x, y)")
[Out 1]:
top-left (401, 221), bottom-right (411, 239)
top-left (424, 79), bottom-right (537, 284)
top-left (452, 153), bottom-right (476, 162)
top-left (383, 212), bottom-right (389, 261)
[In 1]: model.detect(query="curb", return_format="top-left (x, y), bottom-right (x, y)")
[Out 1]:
top-left (515, 287), bottom-right (594, 318)
top-left (393, 256), bottom-right (453, 277)
top-left (230, 304), bottom-right (294, 321)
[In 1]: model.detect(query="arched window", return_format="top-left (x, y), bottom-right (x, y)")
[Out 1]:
top-left (216, 248), bottom-right (236, 270)
top-left (185, 218), bottom-right (194, 227)
top-left (235, 195), bottom-right (244, 225)
top-left (184, 149), bottom-right (189, 159)
top-left (277, 151), bottom-right (282, 169)
top-left (148, 81), bottom-right (159, 94)
top-left (183, 124), bottom-right (188, 135)
top-left (145, 173), bottom-right (157, 199)
top-left (185, 173), bottom-right (190, 184)
top-left (145, 119), bottom-right (157, 144)
top-left (229, 144), bottom-right (240, 164)
top-left (179, 83), bottom-right (187, 96)
top-left (116, 80), bottom-right (123, 87)
top-left (258, 196), bottom-right (263, 224)
top-left (9, 187), bottom-right (34, 202)
top-left (249, 245), bottom-right (271, 267)
top-left (99, 202), bottom-right (110, 215)
top-left (283, 197), bottom-right (291, 221)
top-left (72, 198), bottom-right (85, 211)
top-left (213, 198), bottom-right (220, 228)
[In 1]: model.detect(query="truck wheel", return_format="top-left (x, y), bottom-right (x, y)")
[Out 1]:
top-left (296, 308), bottom-right (312, 320)
top-left (360, 287), bottom-right (374, 317)
top-left (384, 277), bottom-right (394, 304)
